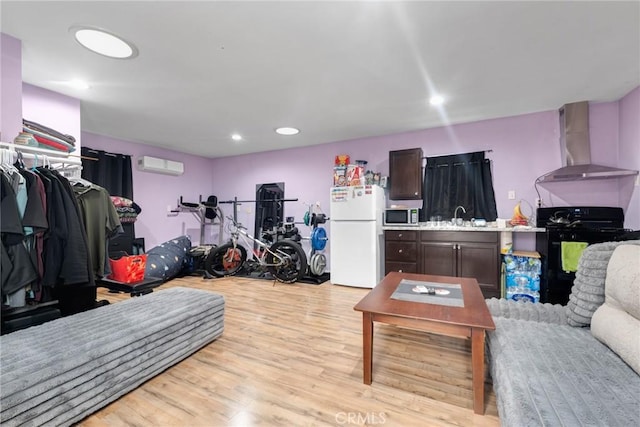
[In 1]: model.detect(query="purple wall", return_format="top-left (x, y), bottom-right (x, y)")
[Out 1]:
top-left (81, 132), bottom-right (217, 249)
top-left (215, 110), bottom-right (560, 219)
top-left (85, 93), bottom-right (639, 252)
top-left (1, 33), bottom-right (22, 142)
top-left (618, 87), bottom-right (640, 230)
top-left (22, 83), bottom-right (81, 148)
top-left (209, 95), bottom-right (639, 251)
top-left (210, 110), bottom-right (561, 251)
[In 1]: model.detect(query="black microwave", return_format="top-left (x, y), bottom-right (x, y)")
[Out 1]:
top-left (383, 208), bottom-right (419, 225)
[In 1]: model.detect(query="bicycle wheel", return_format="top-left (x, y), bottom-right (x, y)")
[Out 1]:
top-left (204, 242), bottom-right (247, 277)
top-left (266, 240), bottom-right (308, 283)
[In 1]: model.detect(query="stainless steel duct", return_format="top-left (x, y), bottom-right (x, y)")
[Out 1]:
top-left (538, 101), bottom-right (638, 183)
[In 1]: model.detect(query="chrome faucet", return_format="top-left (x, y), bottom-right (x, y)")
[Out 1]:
top-left (453, 206), bottom-right (466, 225)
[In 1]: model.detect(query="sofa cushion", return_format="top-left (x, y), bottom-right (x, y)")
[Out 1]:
top-left (566, 240), bottom-right (640, 327)
top-left (486, 297), bottom-right (567, 324)
top-left (488, 317), bottom-right (640, 426)
top-left (591, 244), bottom-right (640, 375)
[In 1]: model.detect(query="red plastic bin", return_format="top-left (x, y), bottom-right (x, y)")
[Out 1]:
top-left (108, 254), bottom-right (147, 283)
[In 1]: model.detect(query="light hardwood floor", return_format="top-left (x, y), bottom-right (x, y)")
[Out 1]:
top-left (80, 276), bottom-right (500, 427)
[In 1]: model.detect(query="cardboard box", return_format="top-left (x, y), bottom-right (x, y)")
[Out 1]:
top-left (347, 164), bottom-right (364, 186)
top-left (333, 166), bottom-right (347, 186)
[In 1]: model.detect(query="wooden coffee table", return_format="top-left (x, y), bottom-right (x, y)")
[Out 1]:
top-left (353, 271), bottom-right (496, 415)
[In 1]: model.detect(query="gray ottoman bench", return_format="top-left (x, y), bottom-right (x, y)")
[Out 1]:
top-left (1, 287), bottom-right (224, 426)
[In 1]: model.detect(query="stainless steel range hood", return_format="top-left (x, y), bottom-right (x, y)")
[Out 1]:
top-left (538, 101), bottom-right (638, 183)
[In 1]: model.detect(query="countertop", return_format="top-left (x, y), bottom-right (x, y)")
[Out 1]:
top-left (383, 223), bottom-right (545, 233)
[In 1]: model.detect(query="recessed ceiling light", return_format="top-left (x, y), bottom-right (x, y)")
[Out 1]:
top-left (70, 25), bottom-right (138, 59)
top-left (429, 95), bottom-right (445, 106)
top-left (275, 127), bottom-right (300, 136)
top-left (67, 79), bottom-right (90, 90)
top-left (231, 133), bottom-right (243, 141)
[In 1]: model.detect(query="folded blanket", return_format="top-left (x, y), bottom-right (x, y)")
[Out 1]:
top-left (111, 196), bottom-right (141, 214)
top-left (32, 135), bottom-right (75, 153)
top-left (23, 118), bottom-right (76, 146)
top-left (23, 125), bottom-right (76, 151)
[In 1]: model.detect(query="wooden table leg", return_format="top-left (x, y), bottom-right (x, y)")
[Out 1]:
top-left (471, 327), bottom-right (485, 415)
top-left (362, 312), bottom-right (373, 384)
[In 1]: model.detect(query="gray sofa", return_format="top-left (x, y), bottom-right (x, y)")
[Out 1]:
top-left (486, 241), bottom-right (640, 426)
top-left (0, 286), bottom-right (225, 426)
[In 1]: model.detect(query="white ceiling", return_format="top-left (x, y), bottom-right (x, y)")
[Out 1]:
top-left (2, 1), bottom-right (639, 159)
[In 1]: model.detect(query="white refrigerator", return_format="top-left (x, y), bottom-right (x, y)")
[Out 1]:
top-left (329, 185), bottom-right (385, 288)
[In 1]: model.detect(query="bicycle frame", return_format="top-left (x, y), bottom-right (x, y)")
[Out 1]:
top-left (205, 215), bottom-right (308, 283)
top-left (225, 219), bottom-right (291, 268)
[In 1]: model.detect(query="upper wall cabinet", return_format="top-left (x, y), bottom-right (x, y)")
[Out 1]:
top-left (389, 148), bottom-right (423, 200)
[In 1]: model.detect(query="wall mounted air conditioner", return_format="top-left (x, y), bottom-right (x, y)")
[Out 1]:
top-left (137, 156), bottom-right (184, 176)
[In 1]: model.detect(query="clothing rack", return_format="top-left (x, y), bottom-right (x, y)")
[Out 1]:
top-left (0, 141), bottom-right (82, 169)
top-left (1, 142), bottom-right (84, 185)
top-left (2, 142), bottom-right (108, 323)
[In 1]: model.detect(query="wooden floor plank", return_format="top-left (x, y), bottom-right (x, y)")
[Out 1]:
top-left (79, 276), bottom-right (500, 426)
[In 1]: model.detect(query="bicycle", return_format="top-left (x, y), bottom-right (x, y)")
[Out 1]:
top-left (204, 216), bottom-right (308, 283)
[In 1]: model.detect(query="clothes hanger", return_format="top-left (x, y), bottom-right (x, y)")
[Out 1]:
top-left (68, 167), bottom-right (93, 187)
top-left (71, 177), bottom-right (93, 187)
top-left (0, 149), bottom-right (10, 173)
top-left (1, 149), bottom-right (20, 175)
top-left (31, 153), bottom-right (39, 170)
top-left (13, 151), bottom-right (25, 170)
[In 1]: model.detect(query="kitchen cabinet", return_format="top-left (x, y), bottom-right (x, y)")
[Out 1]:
top-left (383, 229), bottom-right (500, 298)
top-left (420, 231), bottom-right (500, 298)
top-left (389, 148), bottom-right (423, 200)
top-left (384, 230), bottom-right (418, 275)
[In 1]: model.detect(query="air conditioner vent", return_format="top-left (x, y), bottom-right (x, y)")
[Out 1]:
top-left (137, 156), bottom-right (184, 176)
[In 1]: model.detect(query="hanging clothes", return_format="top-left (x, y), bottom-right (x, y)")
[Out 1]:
top-left (13, 168), bottom-right (48, 303)
top-left (72, 181), bottom-right (122, 278)
top-left (0, 173), bottom-right (38, 297)
top-left (1, 146), bottom-right (119, 326)
top-left (18, 169), bottom-right (48, 300)
top-left (35, 167), bottom-right (93, 287)
top-left (1, 144), bottom-right (129, 319)
top-left (1, 166), bottom-right (96, 307)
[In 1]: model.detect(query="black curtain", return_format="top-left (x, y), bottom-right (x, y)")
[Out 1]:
top-left (421, 151), bottom-right (497, 221)
top-left (81, 147), bottom-right (133, 199)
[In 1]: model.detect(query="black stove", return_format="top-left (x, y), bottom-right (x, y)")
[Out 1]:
top-left (535, 206), bottom-right (630, 305)
top-left (536, 206), bottom-right (625, 229)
